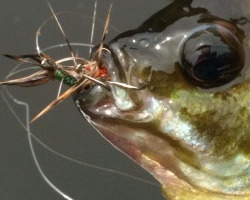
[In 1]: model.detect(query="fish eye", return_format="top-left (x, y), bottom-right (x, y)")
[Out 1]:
top-left (181, 25), bottom-right (244, 88)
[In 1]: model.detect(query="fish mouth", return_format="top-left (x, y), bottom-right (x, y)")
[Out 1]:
top-left (80, 44), bottom-right (156, 123)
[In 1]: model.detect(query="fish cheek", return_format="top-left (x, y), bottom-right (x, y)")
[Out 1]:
top-left (139, 62), bottom-right (193, 98)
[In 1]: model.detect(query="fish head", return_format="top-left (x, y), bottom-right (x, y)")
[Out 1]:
top-left (75, 0), bottom-right (250, 199)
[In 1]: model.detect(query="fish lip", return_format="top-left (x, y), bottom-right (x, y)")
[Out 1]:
top-left (74, 43), bottom-right (157, 123)
top-left (75, 88), bottom-right (156, 123)
top-left (93, 43), bottom-right (148, 114)
top-left (92, 44), bottom-right (126, 83)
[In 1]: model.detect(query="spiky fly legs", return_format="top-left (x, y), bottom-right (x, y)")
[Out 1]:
top-left (0, 50), bottom-right (107, 122)
top-left (0, 3), bottom-right (144, 123)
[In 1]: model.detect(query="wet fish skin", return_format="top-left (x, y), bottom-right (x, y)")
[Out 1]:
top-left (75, 0), bottom-right (250, 199)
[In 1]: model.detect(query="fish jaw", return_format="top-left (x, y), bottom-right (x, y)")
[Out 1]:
top-left (75, 96), bottom-right (250, 200)
top-left (74, 78), bottom-right (250, 199)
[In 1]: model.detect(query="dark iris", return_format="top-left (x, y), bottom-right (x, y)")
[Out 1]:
top-left (181, 26), bottom-right (244, 88)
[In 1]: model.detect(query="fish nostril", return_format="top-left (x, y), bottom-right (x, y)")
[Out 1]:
top-left (139, 39), bottom-right (150, 48)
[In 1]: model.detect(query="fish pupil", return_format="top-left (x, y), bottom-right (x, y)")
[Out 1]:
top-left (194, 57), bottom-right (221, 81)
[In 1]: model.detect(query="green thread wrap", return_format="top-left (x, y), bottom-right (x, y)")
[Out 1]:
top-left (55, 70), bottom-right (77, 87)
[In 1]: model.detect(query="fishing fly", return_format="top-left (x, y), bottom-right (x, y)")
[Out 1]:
top-left (1, 4), bottom-right (141, 123)
top-left (0, 2), bottom-right (155, 200)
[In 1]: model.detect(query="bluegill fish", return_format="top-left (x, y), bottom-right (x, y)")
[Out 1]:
top-left (74, 0), bottom-right (250, 199)
top-left (1, 0), bottom-right (250, 199)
